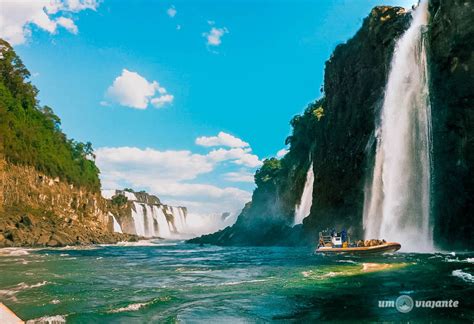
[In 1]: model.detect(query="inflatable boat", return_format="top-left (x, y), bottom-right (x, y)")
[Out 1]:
top-left (315, 230), bottom-right (401, 255)
top-left (315, 242), bottom-right (401, 255)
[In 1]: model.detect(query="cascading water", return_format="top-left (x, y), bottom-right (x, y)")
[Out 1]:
top-left (131, 202), bottom-right (167, 237)
top-left (363, 0), bottom-right (433, 251)
top-left (132, 202), bottom-right (146, 237)
top-left (171, 207), bottom-right (186, 232)
top-left (294, 163), bottom-right (314, 225)
top-left (111, 214), bottom-right (123, 233)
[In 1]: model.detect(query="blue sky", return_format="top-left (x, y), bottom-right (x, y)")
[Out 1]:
top-left (2, 0), bottom-right (415, 216)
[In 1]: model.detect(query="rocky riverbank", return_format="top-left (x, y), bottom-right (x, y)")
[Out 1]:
top-left (0, 162), bottom-right (137, 247)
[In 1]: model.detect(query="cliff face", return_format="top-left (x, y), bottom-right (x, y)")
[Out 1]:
top-left (0, 40), bottom-right (134, 247)
top-left (191, 6), bottom-right (409, 246)
top-left (0, 160), bottom-right (133, 247)
top-left (428, 0), bottom-right (474, 249)
top-left (192, 2), bottom-right (473, 250)
top-left (304, 6), bottom-right (409, 237)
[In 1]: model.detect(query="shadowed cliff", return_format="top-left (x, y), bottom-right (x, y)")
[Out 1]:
top-left (190, 2), bottom-right (473, 250)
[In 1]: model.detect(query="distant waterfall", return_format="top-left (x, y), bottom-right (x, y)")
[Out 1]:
top-left (363, 0), bottom-right (433, 251)
top-left (154, 206), bottom-right (171, 237)
top-left (294, 163), bottom-right (314, 225)
top-left (131, 202), bottom-right (171, 238)
top-left (111, 214), bottom-right (123, 233)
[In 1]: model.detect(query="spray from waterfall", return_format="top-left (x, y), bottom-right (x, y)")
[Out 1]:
top-left (363, 0), bottom-right (433, 251)
top-left (294, 162), bottom-right (314, 225)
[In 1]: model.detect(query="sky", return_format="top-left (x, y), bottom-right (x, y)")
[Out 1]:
top-left (0, 0), bottom-right (416, 217)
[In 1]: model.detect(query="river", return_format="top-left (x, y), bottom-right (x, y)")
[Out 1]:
top-left (0, 241), bottom-right (472, 322)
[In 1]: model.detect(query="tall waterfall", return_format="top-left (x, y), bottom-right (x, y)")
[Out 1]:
top-left (363, 0), bottom-right (433, 251)
top-left (294, 163), bottom-right (314, 225)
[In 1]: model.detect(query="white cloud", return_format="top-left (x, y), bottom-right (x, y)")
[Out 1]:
top-left (151, 94), bottom-right (174, 108)
top-left (166, 6), bottom-right (177, 18)
top-left (276, 148), bottom-right (289, 158)
top-left (0, 0), bottom-right (98, 46)
top-left (223, 170), bottom-right (255, 183)
top-left (96, 147), bottom-right (213, 181)
top-left (56, 17), bottom-right (78, 34)
top-left (105, 69), bottom-right (173, 109)
top-left (96, 146), bottom-right (253, 214)
top-left (203, 26), bottom-right (228, 47)
top-left (196, 131), bottom-right (249, 148)
top-left (208, 148), bottom-right (262, 168)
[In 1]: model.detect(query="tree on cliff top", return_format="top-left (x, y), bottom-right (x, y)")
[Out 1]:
top-left (0, 39), bottom-right (101, 191)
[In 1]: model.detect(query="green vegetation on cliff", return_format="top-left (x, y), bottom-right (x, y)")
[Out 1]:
top-left (0, 39), bottom-right (101, 191)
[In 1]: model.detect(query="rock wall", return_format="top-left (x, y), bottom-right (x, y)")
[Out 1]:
top-left (304, 6), bottom-right (409, 237)
top-left (191, 2), bottom-right (473, 250)
top-left (191, 6), bottom-right (409, 246)
top-left (0, 160), bottom-right (134, 247)
top-left (428, 0), bottom-right (474, 249)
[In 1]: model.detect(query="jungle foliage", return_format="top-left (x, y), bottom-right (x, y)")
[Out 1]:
top-left (0, 39), bottom-right (101, 191)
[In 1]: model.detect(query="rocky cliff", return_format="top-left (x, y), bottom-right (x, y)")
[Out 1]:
top-left (191, 2), bottom-right (473, 250)
top-left (428, 0), bottom-right (474, 249)
top-left (0, 161), bottom-right (134, 247)
top-left (191, 6), bottom-right (409, 246)
top-left (0, 39), bottom-right (134, 247)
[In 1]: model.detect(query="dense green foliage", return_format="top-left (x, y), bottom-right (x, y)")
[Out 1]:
top-left (111, 194), bottom-right (128, 206)
top-left (0, 39), bottom-right (101, 191)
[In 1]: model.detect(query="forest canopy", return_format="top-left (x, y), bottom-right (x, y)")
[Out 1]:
top-left (0, 39), bottom-right (101, 191)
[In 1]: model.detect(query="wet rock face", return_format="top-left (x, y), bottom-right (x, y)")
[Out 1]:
top-left (190, 7), bottom-right (410, 246)
top-left (195, 4), bottom-right (473, 249)
top-left (0, 161), bottom-right (135, 247)
top-left (428, 0), bottom-right (474, 249)
top-left (305, 6), bottom-right (409, 237)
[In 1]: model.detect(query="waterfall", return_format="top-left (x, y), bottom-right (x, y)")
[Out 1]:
top-left (131, 202), bottom-right (146, 237)
top-left (363, 0), bottom-right (433, 251)
top-left (153, 206), bottom-right (171, 237)
top-left (172, 206), bottom-right (185, 232)
top-left (111, 214), bottom-right (123, 233)
top-left (294, 163), bottom-right (314, 225)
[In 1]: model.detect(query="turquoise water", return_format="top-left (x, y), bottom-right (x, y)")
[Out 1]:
top-left (0, 240), bottom-right (473, 322)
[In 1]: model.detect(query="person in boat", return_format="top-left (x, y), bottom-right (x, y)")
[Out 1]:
top-left (341, 228), bottom-right (347, 243)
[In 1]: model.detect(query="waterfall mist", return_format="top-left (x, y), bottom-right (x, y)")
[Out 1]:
top-left (294, 163), bottom-right (314, 225)
top-left (363, 0), bottom-right (433, 252)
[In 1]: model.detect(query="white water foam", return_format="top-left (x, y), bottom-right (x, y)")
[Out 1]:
top-left (26, 315), bottom-right (67, 324)
top-left (452, 269), bottom-right (474, 283)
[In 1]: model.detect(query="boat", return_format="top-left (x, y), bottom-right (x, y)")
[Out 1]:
top-left (314, 230), bottom-right (401, 255)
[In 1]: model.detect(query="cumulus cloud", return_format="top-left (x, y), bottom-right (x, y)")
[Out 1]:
top-left (151, 94), bottom-right (174, 108)
top-left (0, 0), bottom-right (98, 46)
top-left (276, 148), bottom-right (289, 158)
top-left (56, 17), bottom-right (78, 34)
top-left (105, 69), bottom-right (173, 109)
top-left (196, 132), bottom-right (249, 148)
top-left (96, 146), bottom-right (253, 214)
top-left (203, 26), bottom-right (228, 47)
top-left (166, 6), bottom-right (177, 18)
top-left (223, 170), bottom-right (255, 183)
top-left (208, 148), bottom-right (262, 168)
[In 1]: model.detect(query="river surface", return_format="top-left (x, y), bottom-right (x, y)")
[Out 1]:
top-left (0, 240), bottom-right (473, 323)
